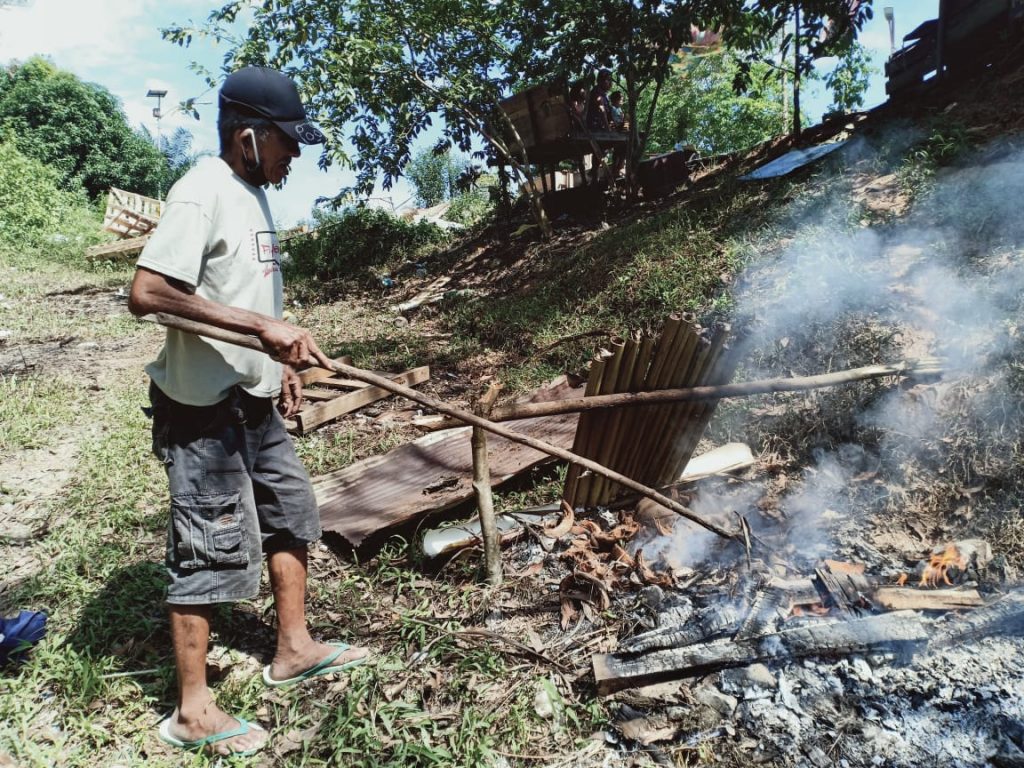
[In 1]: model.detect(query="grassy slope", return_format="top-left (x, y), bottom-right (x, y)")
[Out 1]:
top-left (3, 79), bottom-right (1024, 766)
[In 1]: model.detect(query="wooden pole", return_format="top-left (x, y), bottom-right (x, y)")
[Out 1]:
top-left (473, 383), bottom-right (503, 586)
top-left (413, 358), bottom-right (942, 427)
top-left (149, 313), bottom-right (740, 541)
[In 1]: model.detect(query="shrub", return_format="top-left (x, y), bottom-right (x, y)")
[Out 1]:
top-left (0, 139), bottom-right (101, 258)
top-left (446, 189), bottom-right (493, 227)
top-left (284, 206), bottom-right (447, 284)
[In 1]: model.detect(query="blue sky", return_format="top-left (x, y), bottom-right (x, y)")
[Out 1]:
top-left (0, 0), bottom-right (935, 228)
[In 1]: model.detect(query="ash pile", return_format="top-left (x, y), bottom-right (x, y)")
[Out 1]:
top-left (580, 478), bottom-right (1024, 768)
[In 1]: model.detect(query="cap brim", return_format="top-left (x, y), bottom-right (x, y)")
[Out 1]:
top-left (276, 119), bottom-right (326, 145)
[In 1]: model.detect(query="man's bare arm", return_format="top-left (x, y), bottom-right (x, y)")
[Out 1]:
top-left (128, 267), bottom-right (332, 369)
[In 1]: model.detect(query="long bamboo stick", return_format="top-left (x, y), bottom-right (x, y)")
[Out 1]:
top-left (147, 314), bottom-right (740, 541)
top-left (413, 358), bottom-right (943, 428)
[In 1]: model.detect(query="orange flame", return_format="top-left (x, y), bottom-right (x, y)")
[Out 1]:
top-left (919, 544), bottom-right (967, 588)
top-left (789, 603), bottom-right (831, 619)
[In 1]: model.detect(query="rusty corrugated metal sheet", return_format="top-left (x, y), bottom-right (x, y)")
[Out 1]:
top-left (315, 379), bottom-right (582, 546)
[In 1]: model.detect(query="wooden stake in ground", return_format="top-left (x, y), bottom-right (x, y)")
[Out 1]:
top-left (472, 383), bottom-right (503, 586)
top-left (148, 313), bottom-right (741, 542)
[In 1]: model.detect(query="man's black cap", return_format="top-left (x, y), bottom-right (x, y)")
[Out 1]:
top-left (220, 66), bottom-right (326, 145)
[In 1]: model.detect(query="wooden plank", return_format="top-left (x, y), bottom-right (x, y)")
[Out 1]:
top-left (314, 378), bottom-right (583, 546)
top-left (873, 587), bottom-right (984, 611)
top-left (299, 389), bottom-right (337, 401)
top-left (314, 378), bottom-right (372, 390)
top-left (294, 366), bottom-right (430, 434)
top-left (298, 357), bottom-right (354, 385)
top-left (593, 611), bottom-right (928, 695)
top-left (84, 233), bottom-right (151, 261)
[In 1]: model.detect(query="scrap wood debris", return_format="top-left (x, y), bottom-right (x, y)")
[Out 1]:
top-left (591, 536), bottom-right (1022, 694)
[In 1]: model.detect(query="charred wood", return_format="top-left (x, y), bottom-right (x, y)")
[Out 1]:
top-left (594, 611), bottom-right (928, 694)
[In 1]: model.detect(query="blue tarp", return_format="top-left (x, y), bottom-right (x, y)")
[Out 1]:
top-left (739, 140), bottom-right (849, 181)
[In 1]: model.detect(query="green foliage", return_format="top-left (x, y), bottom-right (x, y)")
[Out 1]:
top-left (406, 149), bottom-right (469, 207)
top-left (142, 125), bottom-right (203, 193)
top-left (0, 139), bottom-right (101, 256)
top-left (285, 207), bottom-right (447, 284)
top-left (642, 53), bottom-right (786, 156)
top-left (445, 189), bottom-right (492, 226)
top-left (823, 41), bottom-right (875, 117)
top-left (0, 57), bottom-right (167, 198)
top-left (726, 0), bottom-right (875, 131)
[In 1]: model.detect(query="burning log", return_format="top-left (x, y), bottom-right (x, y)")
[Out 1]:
top-left (872, 587), bottom-right (983, 611)
top-left (593, 610), bottom-right (928, 694)
top-left (620, 603), bottom-right (743, 654)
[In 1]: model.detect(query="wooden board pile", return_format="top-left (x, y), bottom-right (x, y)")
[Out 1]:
top-left (563, 314), bottom-right (738, 508)
top-left (85, 187), bottom-right (165, 262)
top-left (284, 357), bottom-right (430, 435)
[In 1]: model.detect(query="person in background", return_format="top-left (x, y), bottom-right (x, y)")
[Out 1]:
top-left (129, 66), bottom-right (369, 757)
top-left (587, 68), bottom-right (614, 132)
top-left (609, 91), bottom-right (626, 132)
top-left (569, 85), bottom-right (588, 129)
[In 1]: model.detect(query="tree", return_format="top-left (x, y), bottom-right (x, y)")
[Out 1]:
top-left (512, 0), bottom-right (739, 191)
top-left (406, 148), bottom-right (468, 207)
top-left (140, 125), bottom-right (203, 195)
top-left (0, 57), bottom-right (168, 198)
top-left (166, 0), bottom-right (557, 234)
top-left (726, 1), bottom-right (874, 135)
top-left (822, 40), bottom-right (874, 118)
top-left (641, 53), bottom-right (786, 156)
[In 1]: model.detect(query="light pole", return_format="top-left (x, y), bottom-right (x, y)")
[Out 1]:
top-left (147, 88), bottom-right (168, 199)
top-left (884, 7), bottom-right (895, 54)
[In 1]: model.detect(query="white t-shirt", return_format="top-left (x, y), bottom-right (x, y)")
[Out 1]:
top-left (138, 157), bottom-right (284, 406)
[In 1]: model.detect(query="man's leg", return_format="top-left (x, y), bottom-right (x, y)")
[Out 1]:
top-left (166, 605), bottom-right (268, 755)
top-left (266, 548), bottom-right (367, 681)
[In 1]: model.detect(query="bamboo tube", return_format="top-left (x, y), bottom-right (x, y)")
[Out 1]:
top-left (603, 332), bottom-right (654, 493)
top-left (618, 317), bottom-right (686, 483)
top-left (656, 328), bottom-right (729, 486)
top-left (572, 347), bottom-right (621, 507)
top-left (627, 319), bottom-right (700, 485)
top-left (642, 331), bottom-right (711, 486)
top-left (587, 337), bottom-right (638, 506)
top-left (563, 351), bottom-right (611, 506)
top-left (662, 333), bottom-right (741, 486)
top-left (148, 313), bottom-right (740, 541)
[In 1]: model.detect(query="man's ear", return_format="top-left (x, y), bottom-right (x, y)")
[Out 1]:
top-left (239, 128), bottom-right (260, 170)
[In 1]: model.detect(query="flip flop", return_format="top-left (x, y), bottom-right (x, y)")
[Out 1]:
top-left (262, 642), bottom-right (368, 688)
top-left (158, 716), bottom-right (266, 756)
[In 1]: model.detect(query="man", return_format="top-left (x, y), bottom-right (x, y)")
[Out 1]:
top-left (586, 68), bottom-right (614, 132)
top-left (129, 66), bottom-right (368, 757)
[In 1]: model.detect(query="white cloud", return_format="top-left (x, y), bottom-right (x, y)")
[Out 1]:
top-left (0, 0), bottom-right (158, 69)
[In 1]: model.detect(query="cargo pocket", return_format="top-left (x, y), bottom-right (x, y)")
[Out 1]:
top-left (168, 493), bottom-right (248, 569)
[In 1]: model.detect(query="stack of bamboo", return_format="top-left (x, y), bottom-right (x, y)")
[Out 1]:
top-left (563, 314), bottom-right (738, 508)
